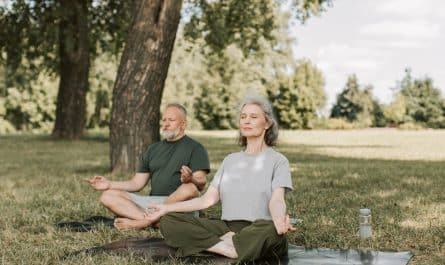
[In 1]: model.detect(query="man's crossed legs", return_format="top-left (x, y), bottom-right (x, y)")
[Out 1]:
top-left (100, 182), bottom-right (199, 230)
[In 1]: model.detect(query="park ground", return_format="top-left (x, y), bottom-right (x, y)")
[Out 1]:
top-left (0, 129), bottom-right (444, 264)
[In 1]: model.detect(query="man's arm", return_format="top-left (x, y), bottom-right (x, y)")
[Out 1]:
top-left (88, 172), bottom-right (150, 192)
top-left (180, 166), bottom-right (207, 190)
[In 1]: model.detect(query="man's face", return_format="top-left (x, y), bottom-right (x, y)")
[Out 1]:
top-left (161, 107), bottom-right (186, 140)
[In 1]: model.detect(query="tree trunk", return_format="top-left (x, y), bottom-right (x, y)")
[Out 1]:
top-left (110, 0), bottom-right (183, 173)
top-left (52, 0), bottom-right (89, 139)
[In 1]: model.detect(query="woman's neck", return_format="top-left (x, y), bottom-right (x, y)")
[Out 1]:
top-left (244, 137), bottom-right (268, 154)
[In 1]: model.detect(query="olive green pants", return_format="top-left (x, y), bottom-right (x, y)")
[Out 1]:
top-left (159, 212), bottom-right (288, 263)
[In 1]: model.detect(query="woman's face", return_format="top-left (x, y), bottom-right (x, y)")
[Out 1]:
top-left (239, 104), bottom-right (269, 138)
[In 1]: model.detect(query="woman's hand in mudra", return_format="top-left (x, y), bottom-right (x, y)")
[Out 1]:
top-left (274, 214), bottom-right (296, 235)
top-left (144, 204), bottom-right (167, 223)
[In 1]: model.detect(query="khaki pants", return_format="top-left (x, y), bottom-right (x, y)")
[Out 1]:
top-left (159, 212), bottom-right (288, 263)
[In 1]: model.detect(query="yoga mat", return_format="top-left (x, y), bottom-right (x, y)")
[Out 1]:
top-left (57, 216), bottom-right (115, 232)
top-left (65, 237), bottom-right (414, 265)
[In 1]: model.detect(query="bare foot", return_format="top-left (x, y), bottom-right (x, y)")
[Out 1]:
top-left (113, 217), bottom-right (151, 230)
top-left (207, 240), bottom-right (238, 259)
top-left (220, 231), bottom-right (235, 242)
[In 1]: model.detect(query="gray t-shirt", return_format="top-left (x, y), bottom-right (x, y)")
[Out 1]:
top-left (210, 147), bottom-right (293, 221)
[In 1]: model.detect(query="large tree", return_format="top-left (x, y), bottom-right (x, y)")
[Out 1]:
top-left (110, 0), bottom-right (183, 173)
top-left (398, 69), bottom-right (445, 128)
top-left (110, 0), bottom-right (332, 172)
top-left (268, 59), bottom-right (326, 129)
top-left (330, 74), bottom-right (380, 127)
top-left (0, 0), bottom-right (131, 138)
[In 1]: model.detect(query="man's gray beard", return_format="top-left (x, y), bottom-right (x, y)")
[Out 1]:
top-left (161, 129), bottom-right (179, 140)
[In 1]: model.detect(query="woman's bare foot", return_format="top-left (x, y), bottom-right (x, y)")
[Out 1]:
top-left (220, 231), bottom-right (235, 242)
top-left (207, 240), bottom-right (238, 259)
top-left (113, 217), bottom-right (151, 230)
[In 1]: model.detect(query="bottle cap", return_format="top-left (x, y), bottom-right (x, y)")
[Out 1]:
top-left (359, 208), bottom-right (371, 215)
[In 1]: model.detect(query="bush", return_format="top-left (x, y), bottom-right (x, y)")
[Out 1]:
top-left (398, 122), bottom-right (425, 130)
top-left (313, 118), bottom-right (354, 130)
top-left (0, 117), bottom-right (16, 134)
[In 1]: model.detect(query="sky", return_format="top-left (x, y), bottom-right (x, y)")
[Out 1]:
top-left (291, 0), bottom-right (445, 109)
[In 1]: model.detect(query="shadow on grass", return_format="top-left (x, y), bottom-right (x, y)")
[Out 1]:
top-left (272, 143), bottom-right (444, 262)
top-left (74, 165), bottom-right (110, 175)
top-left (1, 134), bottom-right (443, 263)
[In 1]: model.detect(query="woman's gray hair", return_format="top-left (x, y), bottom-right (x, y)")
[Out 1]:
top-left (238, 95), bottom-right (279, 147)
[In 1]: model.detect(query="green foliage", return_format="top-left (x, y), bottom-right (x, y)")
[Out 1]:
top-left (294, 0), bottom-right (334, 21)
top-left (0, 53), bottom-right (118, 133)
top-left (185, 0), bottom-right (276, 55)
top-left (330, 74), bottom-right (383, 127)
top-left (398, 69), bottom-right (445, 128)
top-left (268, 59), bottom-right (326, 129)
top-left (86, 54), bottom-right (117, 129)
top-left (170, 6), bottom-right (296, 129)
top-left (193, 45), bottom-right (269, 129)
top-left (184, 0), bottom-right (331, 56)
top-left (331, 74), bottom-right (364, 122)
top-left (0, 98), bottom-right (15, 133)
top-left (1, 0), bottom-right (332, 134)
top-left (383, 93), bottom-right (408, 125)
top-left (194, 86), bottom-right (238, 129)
top-left (398, 121), bottom-right (425, 130)
top-left (0, 0), bottom-right (131, 74)
top-left (372, 100), bottom-right (387, 127)
top-left (312, 117), bottom-right (354, 129)
top-left (162, 31), bottom-right (207, 129)
top-left (2, 71), bottom-right (58, 132)
top-left (383, 69), bottom-right (445, 129)
top-left (188, 7), bottom-right (299, 130)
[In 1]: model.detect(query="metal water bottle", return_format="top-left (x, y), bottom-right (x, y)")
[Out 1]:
top-left (359, 208), bottom-right (372, 240)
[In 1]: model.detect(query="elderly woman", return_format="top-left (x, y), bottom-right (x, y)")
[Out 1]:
top-left (146, 95), bottom-right (295, 263)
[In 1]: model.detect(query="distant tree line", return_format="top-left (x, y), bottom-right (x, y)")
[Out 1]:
top-left (1, 0), bottom-right (444, 137)
top-left (2, 47), bottom-right (444, 134)
top-left (329, 69), bottom-right (445, 129)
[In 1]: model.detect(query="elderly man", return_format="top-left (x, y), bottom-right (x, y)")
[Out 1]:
top-left (88, 103), bottom-right (210, 230)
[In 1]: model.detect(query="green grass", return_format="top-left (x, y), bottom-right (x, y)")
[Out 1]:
top-left (0, 130), bottom-right (444, 264)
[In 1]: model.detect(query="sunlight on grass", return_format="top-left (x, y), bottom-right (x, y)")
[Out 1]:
top-left (400, 202), bottom-right (445, 229)
top-left (1, 130), bottom-right (444, 264)
top-left (279, 129), bottom-right (445, 161)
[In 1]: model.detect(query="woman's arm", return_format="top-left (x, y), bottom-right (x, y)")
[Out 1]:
top-left (145, 185), bottom-right (220, 221)
top-left (269, 187), bottom-right (296, 235)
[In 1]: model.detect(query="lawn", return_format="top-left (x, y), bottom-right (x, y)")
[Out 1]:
top-left (0, 129), bottom-right (444, 264)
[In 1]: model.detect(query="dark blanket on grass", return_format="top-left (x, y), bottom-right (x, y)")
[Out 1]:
top-left (57, 216), bottom-right (115, 232)
top-left (66, 237), bottom-right (413, 265)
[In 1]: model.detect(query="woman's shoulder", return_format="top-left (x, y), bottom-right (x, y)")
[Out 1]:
top-left (267, 147), bottom-right (289, 163)
top-left (224, 151), bottom-right (244, 160)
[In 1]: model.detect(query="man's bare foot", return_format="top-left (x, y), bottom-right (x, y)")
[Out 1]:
top-left (113, 218), bottom-right (151, 230)
top-left (220, 231), bottom-right (235, 242)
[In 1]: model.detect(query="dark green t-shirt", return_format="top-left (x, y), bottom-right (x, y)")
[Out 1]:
top-left (137, 135), bottom-right (210, 196)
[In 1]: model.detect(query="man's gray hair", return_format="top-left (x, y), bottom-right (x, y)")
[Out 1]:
top-left (238, 95), bottom-right (279, 147)
top-left (165, 103), bottom-right (187, 118)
